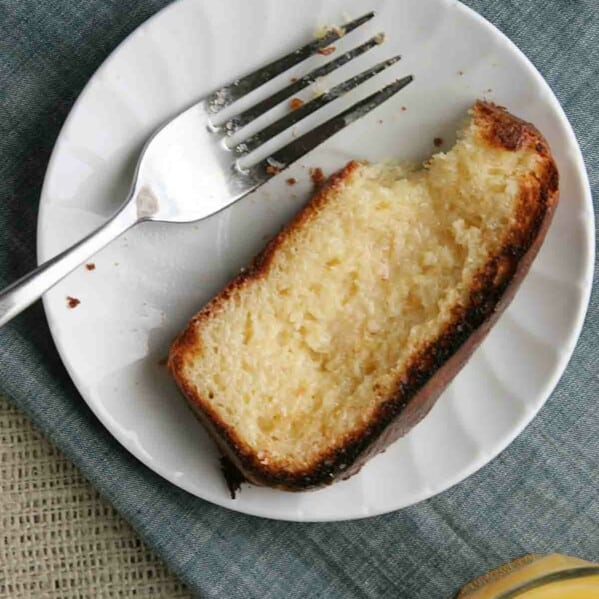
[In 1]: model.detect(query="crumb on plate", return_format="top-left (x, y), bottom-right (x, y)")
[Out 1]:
top-left (310, 167), bottom-right (325, 188)
top-left (220, 456), bottom-right (246, 499)
top-left (66, 296), bottom-right (80, 309)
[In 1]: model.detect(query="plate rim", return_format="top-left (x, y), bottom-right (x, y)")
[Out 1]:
top-left (37, 0), bottom-right (596, 522)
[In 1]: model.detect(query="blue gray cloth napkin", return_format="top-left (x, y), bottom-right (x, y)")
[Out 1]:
top-left (0, 1), bottom-right (597, 597)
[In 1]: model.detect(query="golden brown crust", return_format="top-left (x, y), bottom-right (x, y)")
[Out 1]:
top-left (169, 101), bottom-right (559, 491)
top-left (474, 100), bottom-right (549, 153)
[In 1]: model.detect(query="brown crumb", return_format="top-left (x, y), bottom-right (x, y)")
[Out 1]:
top-left (220, 456), bottom-right (246, 499)
top-left (290, 76), bottom-right (298, 83)
top-left (266, 165), bottom-right (281, 175)
top-left (289, 97), bottom-right (304, 110)
top-left (486, 88), bottom-right (493, 93)
top-left (85, 263), bottom-right (96, 271)
top-left (434, 137), bottom-right (443, 147)
top-left (317, 46), bottom-right (336, 56)
top-left (310, 167), bottom-right (325, 188)
top-left (458, 70), bottom-right (464, 76)
top-left (401, 106), bottom-right (407, 111)
top-left (286, 177), bottom-right (297, 186)
top-left (157, 356), bottom-right (168, 366)
top-left (378, 119), bottom-right (383, 124)
top-left (66, 296), bottom-right (80, 309)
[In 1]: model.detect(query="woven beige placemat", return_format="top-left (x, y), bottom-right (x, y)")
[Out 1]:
top-left (0, 396), bottom-right (193, 599)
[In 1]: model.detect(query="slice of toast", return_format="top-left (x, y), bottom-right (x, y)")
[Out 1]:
top-left (169, 101), bottom-right (558, 491)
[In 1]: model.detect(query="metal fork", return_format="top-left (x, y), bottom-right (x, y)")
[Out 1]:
top-left (0, 12), bottom-right (413, 327)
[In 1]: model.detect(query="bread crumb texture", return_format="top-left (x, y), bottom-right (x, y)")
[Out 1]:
top-left (172, 103), bottom-right (551, 475)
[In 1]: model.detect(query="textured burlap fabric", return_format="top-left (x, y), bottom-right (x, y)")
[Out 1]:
top-left (0, 396), bottom-right (191, 598)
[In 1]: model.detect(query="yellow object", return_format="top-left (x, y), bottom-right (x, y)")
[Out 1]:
top-left (457, 554), bottom-right (599, 598)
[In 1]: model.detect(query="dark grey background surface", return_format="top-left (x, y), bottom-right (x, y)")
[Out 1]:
top-left (0, 1), bottom-right (597, 597)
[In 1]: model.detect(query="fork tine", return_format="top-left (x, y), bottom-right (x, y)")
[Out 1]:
top-left (220, 34), bottom-right (386, 134)
top-left (233, 54), bottom-right (402, 155)
top-left (248, 75), bottom-right (414, 178)
top-left (206, 12), bottom-right (375, 113)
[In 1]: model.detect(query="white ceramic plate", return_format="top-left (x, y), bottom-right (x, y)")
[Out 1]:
top-left (38, 0), bottom-right (594, 521)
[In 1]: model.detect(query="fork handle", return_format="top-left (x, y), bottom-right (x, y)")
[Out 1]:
top-left (0, 203), bottom-right (139, 328)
